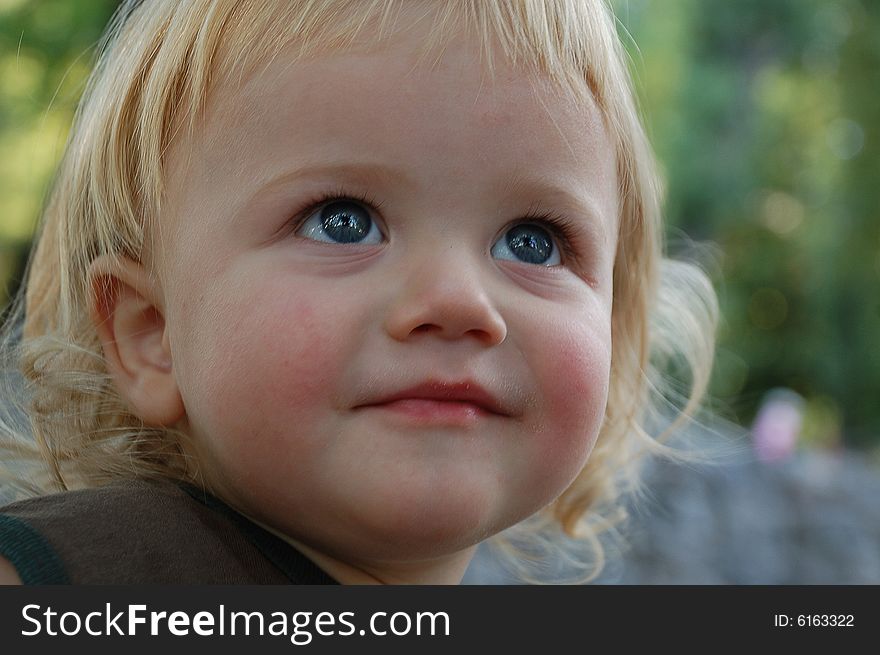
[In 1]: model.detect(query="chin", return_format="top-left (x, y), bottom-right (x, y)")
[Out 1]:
top-left (337, 487), bottom-right (521, 563)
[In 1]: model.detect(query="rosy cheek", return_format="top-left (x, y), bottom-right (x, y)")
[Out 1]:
top-left (529, 319), bottom-right (611, 481)
top-left (255, 298), bottom-right (336, 407)
top-left (184, 283), bottom-right (346, 454)
top-left (272, 297), bottom-right (370, 441)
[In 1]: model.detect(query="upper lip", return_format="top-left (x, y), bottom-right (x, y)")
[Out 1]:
top-left (362, 380), bottom-right (508, 416)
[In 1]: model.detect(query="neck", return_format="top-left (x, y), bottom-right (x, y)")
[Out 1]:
top-left (295, 541), bottom-right (478, 585)
top-left (249, 518), bottom-right (476, 584)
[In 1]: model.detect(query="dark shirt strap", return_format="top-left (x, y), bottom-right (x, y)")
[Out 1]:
top-left (0, 513), bottom-right (69, 584)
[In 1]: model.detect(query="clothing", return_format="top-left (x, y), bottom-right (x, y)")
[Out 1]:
top-left (0, 477), bottom-right (338, 584)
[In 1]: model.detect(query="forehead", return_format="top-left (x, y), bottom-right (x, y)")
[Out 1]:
top-left (228, 63), bottom-right (594, 169)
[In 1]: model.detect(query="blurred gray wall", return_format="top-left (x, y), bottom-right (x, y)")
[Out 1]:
top-left (464, 443), bottom-right (880, 584)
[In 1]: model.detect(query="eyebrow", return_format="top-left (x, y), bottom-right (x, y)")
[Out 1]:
top-left (252, 161), bottom-right (416, 198)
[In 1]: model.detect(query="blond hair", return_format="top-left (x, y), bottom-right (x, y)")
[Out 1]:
top-left (0, 0), bottom-right (719, 583)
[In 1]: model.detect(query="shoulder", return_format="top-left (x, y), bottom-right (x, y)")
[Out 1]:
top-left (0, 476), bottom-right (190, 518)
top-left (0, 477), bottom-right (306, 584)
top-left (0, 477), bottom-right (194, 584)
top-left (0, 477), bottom-right (196, 546)
top-left (0, 477), bottom-right (252, 584)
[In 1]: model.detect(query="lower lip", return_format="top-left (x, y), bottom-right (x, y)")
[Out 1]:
top-left (364, 399), bottom-right (492, 426)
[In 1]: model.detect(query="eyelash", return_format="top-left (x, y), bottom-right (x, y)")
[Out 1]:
top-left (289, 186), bottom-right (581, 265)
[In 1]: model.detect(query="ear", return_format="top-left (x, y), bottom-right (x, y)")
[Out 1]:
top-left (88, 255), bottom-right (185, 427)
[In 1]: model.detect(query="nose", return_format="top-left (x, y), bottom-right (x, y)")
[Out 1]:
top-left (383, 252), bottom-right (507, 347)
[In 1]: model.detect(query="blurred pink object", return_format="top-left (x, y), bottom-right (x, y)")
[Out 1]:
top-left (751, 388), bottom-right (805, 463)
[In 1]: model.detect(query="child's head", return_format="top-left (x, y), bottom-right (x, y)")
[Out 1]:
top-left (5, 0), bottom-right (717, 582)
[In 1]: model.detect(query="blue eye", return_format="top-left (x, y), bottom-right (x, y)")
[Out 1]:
top-left (491, 223), bottom-right (561, 266)
top-left (296, 200), bottom-right (383, 245)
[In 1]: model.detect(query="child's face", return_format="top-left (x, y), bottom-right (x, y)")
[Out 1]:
top-left (158, 20), bottom-right (618, 582)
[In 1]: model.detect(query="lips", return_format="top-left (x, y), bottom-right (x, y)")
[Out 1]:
top-left (361, 380), bottom-right (508, 416)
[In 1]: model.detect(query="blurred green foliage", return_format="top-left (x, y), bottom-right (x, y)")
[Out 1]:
top-left (0, 1), bottom-right (877, 447)
top-left (616, 0), bottom-right (879, 448)
top-left (0, 0), bottom-right (118, 288)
